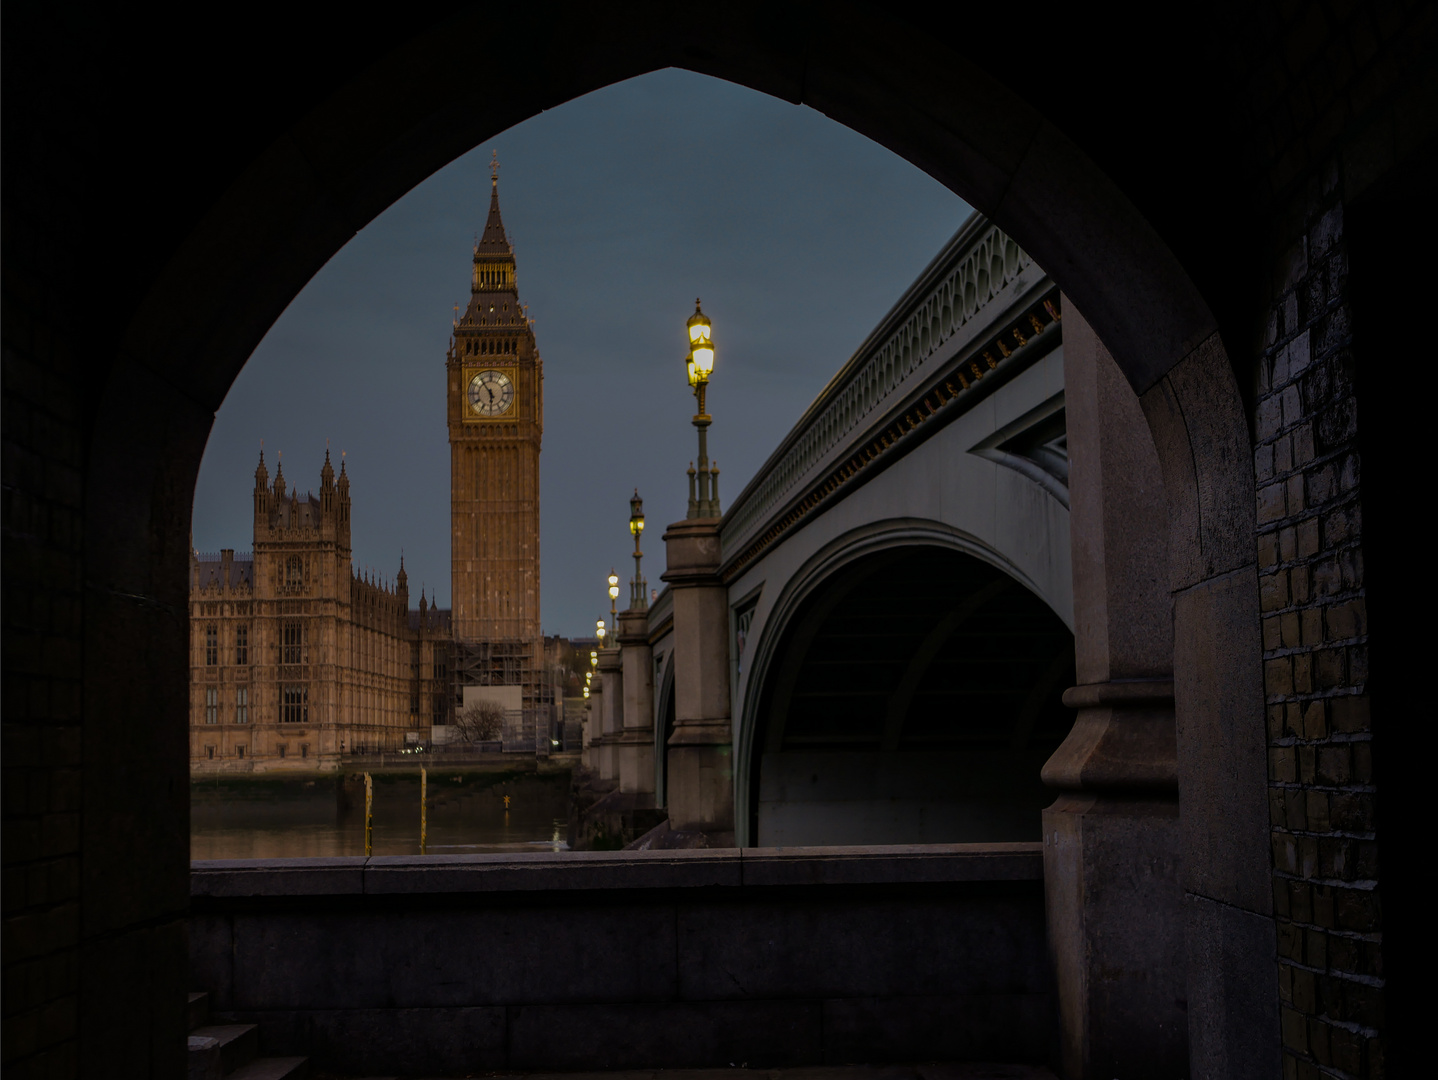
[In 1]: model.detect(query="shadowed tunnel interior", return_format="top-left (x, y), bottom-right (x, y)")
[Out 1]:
top-left (750, 546), bottom-right (1074, 846)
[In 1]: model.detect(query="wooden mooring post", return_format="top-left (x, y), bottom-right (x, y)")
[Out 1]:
top-left (364, 772), bottom-right (373, 856)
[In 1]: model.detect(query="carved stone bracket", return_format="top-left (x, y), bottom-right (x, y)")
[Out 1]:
top-left (1042, 680), bottom-right (1177, 794)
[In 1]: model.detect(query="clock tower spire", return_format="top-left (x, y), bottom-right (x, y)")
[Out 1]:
top-left (446, 158), bottom-right (544, 712)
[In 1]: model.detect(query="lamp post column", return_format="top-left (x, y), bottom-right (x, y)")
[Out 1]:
top-left (616, 609), bottom-right (654, 796)
top-left (617, 493), bottom-right (656, 797)
top-left (660, 517), bottom-right (733, 844)
top-left (597, 643), bottom-right (624, 785)
top-left (659, 300), bottom-right (733, 844)
top-left (583, 651), bottom-right (603, 778)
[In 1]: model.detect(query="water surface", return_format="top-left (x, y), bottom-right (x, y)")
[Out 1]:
top-left (191, 767), bottom-right (571, 859)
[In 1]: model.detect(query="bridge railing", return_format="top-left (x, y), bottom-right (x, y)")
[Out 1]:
top-left (720, 212), bottom-right (1059, 573)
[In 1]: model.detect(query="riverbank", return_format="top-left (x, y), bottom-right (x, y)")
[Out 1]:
top-left (189, 751), bottom-right (580, 785)
top-left (191, 757), bottom-right (576, 860)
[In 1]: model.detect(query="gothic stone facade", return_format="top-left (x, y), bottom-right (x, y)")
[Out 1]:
top-left (189, 451), bottom-right (452, 772)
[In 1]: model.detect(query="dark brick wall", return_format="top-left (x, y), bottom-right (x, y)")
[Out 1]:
top-left (1251, 1), bottom-right (1436, 1076)
top-left (1258, 189), bottom-right (1384, 1080)
top-left (2, 24), bottom-right (88, 1073)
top-left (1, 306), bottom-right (85, 1079)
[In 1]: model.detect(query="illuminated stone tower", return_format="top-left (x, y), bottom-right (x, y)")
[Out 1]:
top-left (445, 156), bottom-right (544, 704)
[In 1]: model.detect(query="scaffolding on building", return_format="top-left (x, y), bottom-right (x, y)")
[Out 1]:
top-left (451, 639), bottom-right (558, 754)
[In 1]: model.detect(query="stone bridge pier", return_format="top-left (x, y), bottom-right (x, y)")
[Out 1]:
top-left (616, 606), bottom-right (655, 796)
top-left (1040, 304), bottom-right (1186, 1077)
top-left (659, 518), bottom-right (735, 846)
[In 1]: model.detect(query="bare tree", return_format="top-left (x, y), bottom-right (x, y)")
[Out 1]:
top-left (453, 700), bottom-right (505, 742)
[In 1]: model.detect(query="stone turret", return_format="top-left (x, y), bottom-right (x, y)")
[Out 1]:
top-left (253, 450), bottom-right (270, 524)
top-left (337, 455), bottom-right (351, 538)
top-left (320, 447), bottom-right (336, 516)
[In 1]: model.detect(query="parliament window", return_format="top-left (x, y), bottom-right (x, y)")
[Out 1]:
top-left (282, 621), bottom-right (306, 664)
top-left (285, 555), bottom-right (304, 593)
top-left (204, 624), bottom-right (218, 666)
top-left (235, 686), bottom-right (248, 724)
top-left (237, 745), bottom-right (245, 759)
top-left (204, 687), bottom-right (218, 724)
top-left (235, 625), bottom-right (248, 665)
top-left (281, 685), bottom-right (308, 724)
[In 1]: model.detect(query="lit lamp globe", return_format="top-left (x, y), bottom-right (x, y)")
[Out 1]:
top-left (608, 573), bottom-right (620, 601)
top-left (686, 299), bottom-right (714, 386)
top-left (596, 619), bottom-right (606, 646)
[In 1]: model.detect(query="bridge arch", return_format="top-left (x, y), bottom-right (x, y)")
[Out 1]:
top-left (652, 647), bottom-right (677, 808)
top-left (737, 520), bottom-right (1074, 846)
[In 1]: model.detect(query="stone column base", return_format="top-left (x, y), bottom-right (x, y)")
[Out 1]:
top-left (1042, 680), bottom-right (1186, 1079)
top-left (665, 719), bottom-right (734, 842)
top-left (616, 727), bottom-right (655, 795)
top-left (1044, 793), bottom-right (1186, 1079)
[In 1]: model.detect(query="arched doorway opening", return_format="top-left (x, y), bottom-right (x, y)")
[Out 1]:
top-left (6, 6), bottom-right (1320, 1076)
top-left (747, 545), bottom-right (1074, 846)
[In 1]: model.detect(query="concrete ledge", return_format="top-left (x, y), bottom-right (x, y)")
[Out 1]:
top-left (192, 843), bottom-right (1042, 898)
top-left (739, 843), bottom-right (1043, 886)
top-left (364, 849), bottom-right (743, 894)
top-left (190, 857), bottom-right (367, 898)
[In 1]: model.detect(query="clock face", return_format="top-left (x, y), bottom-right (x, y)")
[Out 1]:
top-left (468, 369), bottom-right (514, 417)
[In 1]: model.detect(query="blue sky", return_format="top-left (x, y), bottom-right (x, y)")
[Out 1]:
top-left (191, 69), bottom-right (970, 636)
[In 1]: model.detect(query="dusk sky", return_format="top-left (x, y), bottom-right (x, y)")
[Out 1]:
top-left (191, 69), bottom-right (970, 637)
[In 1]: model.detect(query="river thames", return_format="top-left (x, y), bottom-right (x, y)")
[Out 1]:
top-left (190, 764), bottom-right (572, 859)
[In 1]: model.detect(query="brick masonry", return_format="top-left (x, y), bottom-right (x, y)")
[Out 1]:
top-left (1248, 1), bottom-right (1438, 1076)
top-left (2, 248), bottom-right (86, 1077)
top-left (1258, 195), bottom-right (1384, 1079)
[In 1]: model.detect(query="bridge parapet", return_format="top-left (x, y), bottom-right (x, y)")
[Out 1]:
top-left (190, 846), bottom-right (1050, 1073)
top-left (720, 213), bottom-right (1060, 575)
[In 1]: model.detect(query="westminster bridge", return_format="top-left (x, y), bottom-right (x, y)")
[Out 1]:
top-left (563, 214), bottom-right (1186, 1075)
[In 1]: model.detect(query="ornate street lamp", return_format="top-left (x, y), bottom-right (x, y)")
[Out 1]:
top-left (684, 299), bottom-right (721, 518)
top-left (607, 570), bottom-right (620, 634)
top-left (629, 489), bottom-right (647, 609)
top-left (596, 617), bottom-right (606, 648)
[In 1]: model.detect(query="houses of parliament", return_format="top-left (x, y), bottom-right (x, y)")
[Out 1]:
top-left (188, 165), bottom-right (545, 770)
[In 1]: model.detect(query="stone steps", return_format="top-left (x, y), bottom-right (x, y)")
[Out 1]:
top-left (187, 992), bottom-right (308, 1080)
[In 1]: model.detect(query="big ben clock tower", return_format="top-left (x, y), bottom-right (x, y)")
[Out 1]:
top-left (446, 156), bottom-right (544, 704)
